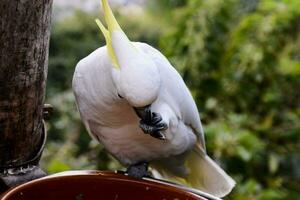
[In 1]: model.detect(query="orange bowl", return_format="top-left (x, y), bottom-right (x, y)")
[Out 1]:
top-left (1, 170), bottom-right (206, 200)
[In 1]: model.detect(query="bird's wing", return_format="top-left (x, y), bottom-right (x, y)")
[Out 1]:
top-left (135, 42), bottom-right (206, 152)
top-left (72, 46), bottom-right (118, 140)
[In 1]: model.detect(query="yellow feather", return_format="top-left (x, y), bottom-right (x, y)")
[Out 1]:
top-left (97, 0), bottom-right (137, 68)
top-left (95, 18), bottom-right (119, 68)
top-left (101, 0), bottom-right (136, 49)
top-left (102, 0), bottom-right (123, 34)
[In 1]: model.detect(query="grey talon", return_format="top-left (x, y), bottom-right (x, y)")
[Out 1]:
top-left (134, 105), bottom-right (168, 140)
top-left (156, 122), bottom-right (168, 130)
top-left (139, 123), bottom-right (153, 134)
top-left (134, 105), bottom-right (151, 122)
top-left (150, 131), bottom-right (166, 140)
top-left (151, 112), bottom-right (162, 124)
top-left (139, 121), bottom-right (166, 134)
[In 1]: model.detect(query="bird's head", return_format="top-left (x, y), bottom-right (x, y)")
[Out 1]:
top-left (95, 0), bottom-right (160, 108)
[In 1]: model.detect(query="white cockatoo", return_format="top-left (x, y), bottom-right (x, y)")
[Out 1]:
top-left (72, 0), bottom-right (235, 197)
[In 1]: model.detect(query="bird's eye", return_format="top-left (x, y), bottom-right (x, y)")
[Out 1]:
top-left (118, 93), bottom-right (123, 98)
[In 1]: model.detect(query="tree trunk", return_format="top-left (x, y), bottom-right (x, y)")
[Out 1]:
top-left (0, 0), bottom-right (53, 189)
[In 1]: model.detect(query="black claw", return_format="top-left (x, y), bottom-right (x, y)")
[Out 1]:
top-left (134, 105), bottom-right (168, 140)
top-left (140, 121), bottom-right (167, 133)
top-left (156, 122), bottom-right (168, 130)
top-left (134, 105), bottom-right (151, 122)
top-left (151, 112), bottom-right (162, 124)
top-left (139, 120), bottom-right (167, 140)
top-left (139, 122), bottom-right (153, 134)
top-left (150, 131), bottom-right (166, 140)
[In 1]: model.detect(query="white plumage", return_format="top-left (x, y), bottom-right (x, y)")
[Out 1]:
top-left (72, 0), bottom-right (235, 197)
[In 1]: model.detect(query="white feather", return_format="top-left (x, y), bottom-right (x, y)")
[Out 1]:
top-left (72, 42), bottom-right (235, 197)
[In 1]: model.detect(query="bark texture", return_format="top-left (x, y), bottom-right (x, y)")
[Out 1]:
top-left (0, 0), bottom-right (52, 168)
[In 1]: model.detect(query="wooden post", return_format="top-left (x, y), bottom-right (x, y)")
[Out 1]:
top-left (0, 0), bottom-right (53, 191)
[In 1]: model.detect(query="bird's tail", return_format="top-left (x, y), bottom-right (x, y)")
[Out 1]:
top-left (184, 150), bottom-right (235, 197)
top-left (152, 149), bottom-right (235, 198)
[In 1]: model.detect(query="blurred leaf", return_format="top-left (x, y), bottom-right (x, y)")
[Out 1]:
top-left (268, 153), bottom-right (279, 174)
top-left (43, 0), bottom-right (300, 199)
top-left (47, 159), bottom-right (71, 173)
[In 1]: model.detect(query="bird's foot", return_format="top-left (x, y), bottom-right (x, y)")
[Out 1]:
top-left (126, 162), bottom-right (150, 179)
top-left (134, 106), bottom-right (167, 140)
top-left (139, 117), bottom-right (167, 140)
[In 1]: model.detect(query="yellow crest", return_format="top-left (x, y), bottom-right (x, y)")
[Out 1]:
top-left (95, 0), bottom-right (132, 68)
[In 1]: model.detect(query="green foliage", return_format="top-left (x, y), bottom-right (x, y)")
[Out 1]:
top-left (160, 0), bottom-right (300, 199)
top-left (43, 1), bottom-right (300, 199)
top-left (47, 11), bottom-right (101, 96)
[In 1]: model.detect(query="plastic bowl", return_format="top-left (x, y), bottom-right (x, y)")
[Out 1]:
top-left (1, 170), bottom-right (206, 200)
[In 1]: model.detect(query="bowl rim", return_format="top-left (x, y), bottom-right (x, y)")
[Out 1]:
top-left (1, 170), bottom-right (205, 200)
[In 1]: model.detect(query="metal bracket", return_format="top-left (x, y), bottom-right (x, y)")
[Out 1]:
top-left (0, 122), bottom-right (47, 188)
top-left (43, 103), bottom-right (54, 120)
